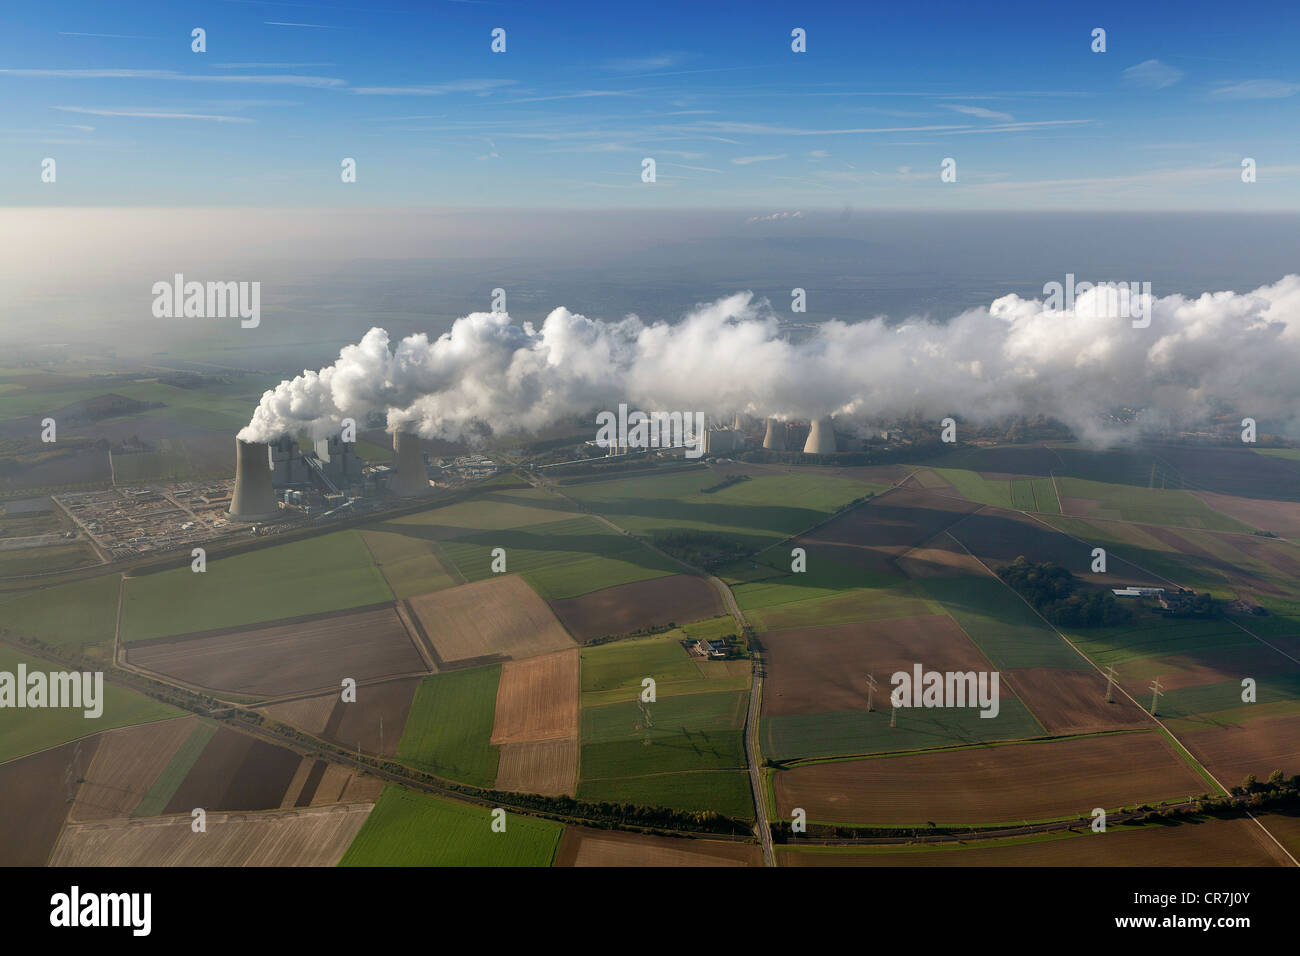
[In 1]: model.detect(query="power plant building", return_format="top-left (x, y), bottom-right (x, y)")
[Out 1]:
top-left (229, 439), bottom-right (281, 522)
top-left (314, 436), bottom-right (362, 484)
top-left (803, 416), bottom-right (837, 455)
top-left (270, 436), bottom-right (312, 486)
top-left (389, 429), bottom-right (434, 497)
top-left (762, 418), bottom-right (786, 451)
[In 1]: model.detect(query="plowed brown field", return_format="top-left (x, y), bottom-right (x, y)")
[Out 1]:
top-left (491, 650), bottom-right (580, 744)
top-left (71, 716), bottom-right (196, 822)
top-left (1006, 668), bottom-right (1151, 734)
top-left (554, 826), bottom-right (761, 866)
top-left (548, 574), bottom-right (723, 642)
top-left (774, 732), bottom-right (1205, 826)
top-left (408, 574), bottom-right (574, 662)
top-left (495, 738), bottom-right (578, 796)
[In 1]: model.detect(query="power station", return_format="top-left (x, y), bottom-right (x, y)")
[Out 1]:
top-left (389, 429), bottom-right (434, 497)
top-left (762, 417), bottom-right (786, 451)
top-left (228, 439), bottom-right (281, 522)
top-left (803, 416), bottom-right (836, 455)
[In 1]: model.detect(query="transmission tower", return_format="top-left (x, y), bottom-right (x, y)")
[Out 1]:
top-left (865, 673), bottom-right (878, 713)
top-left (1104, 665), bottom-right (1118, 703)
top-left (1149, 676), bottom-right (1164, 716)
top-left (889, 703), bottom-right (898, 729)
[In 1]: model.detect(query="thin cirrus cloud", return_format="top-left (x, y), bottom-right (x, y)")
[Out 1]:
top-left (1210, 80), bottom-right (1300, 99)
top-left (0, 68), bottom-right (344, 88)
top-left (352, 78), bottom-right (517, 95)
top-left (1122, 59), bottom-right (1185, 89)
top-left (945, 104), bottom-right (1014, 122)
top-left (52, 106), bottom-right (253, 122)
top-left (732, 154), bottom-right (787, 165)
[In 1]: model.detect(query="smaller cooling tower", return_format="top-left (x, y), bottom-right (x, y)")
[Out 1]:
top-left (762, 418), bottom-right (786, 451)
top-left (803, 416), bottom-right (836, 455)
top-left (229, 439), bottom-right (280, 522)
top-left (390, 429), bottom-right (432, 497)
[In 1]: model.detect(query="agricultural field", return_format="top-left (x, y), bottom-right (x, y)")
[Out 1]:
top-left (51, 803), bottom-right (375, 867)
top-left (491, 650), bottom-right (579, 745)
top-left (562, 465), bottom-right (882, 553)
top-left (495, 739), bottom-right (578, 797)
top-left (120, 530), bottom-right (392, 642)
top-left (555, 826), bottom-right (761, 866)
top-left (359, 527), bottom-right (458, 598)
top-left (339, 787), bottom-right (562, 866)
top-left (0, 739), bottom-right (97, 865)
top-left (778, 816), bottom-right (1293, 867)
top-left (159, 726), bottom-right (302, 813)
top-left (397, 665), bottom-right (501, 787)
top-left (125, 604), bottom-right (427, 697)
top-left (70, 716), bottom-right (197, 822)
top-left (0, 572), bottom-right (121, 660)
top-left (0, 645), bottom-right (182, 763)
top-left (261, 676), bottom-right (421, 757)
top-left (1053, 477), bottom-right (1256, 532)
top-left (132, 721), bottom-right (218, 817)
top-left (549, 574), bottom-right (724, 642)
top-left (771, 732), bottom-right (1208, 827)
top-left (407, 574), bottom-right (574, 665)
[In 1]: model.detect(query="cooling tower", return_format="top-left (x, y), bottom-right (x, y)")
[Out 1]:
top-left (803, 416), bottom-right (836, 455)
top-left (762, 418), bottom-right (786, 451)
top-left (390, 429), bottom-right (432, 497)
top-left (229, 439), bottom-right (280, 522)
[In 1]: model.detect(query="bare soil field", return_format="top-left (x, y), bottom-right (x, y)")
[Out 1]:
top-left (896, 532), bottom-right (988, 578)
top-left (1005, 668), bottom-right (1150, 735)
top-left (408, 574), bottom-right (574, 663)
top-left (50, 803), bottom-right (375, 867)
top-left (947, 508), bottom-right (1158, 586)
top-left (259, 694), bottom-right (337, 737)
top-left (491, 649), bottom-right (580, 744)
top-left (280, 759), bottom-right (385, 808)
top-left (1191, 491), bottom-right (1300, 538)
top-left (548, 574), bottom-right (724, 642)
top-left (495, 738), bottom-right (578, 796)
top-left (779, 817), bottom-right (1291, 866)
top-left (797, 487), bottom-right (981, 574)
top-left (761, 615), bottom-right (999, 718)
top-left (127, 605), bottom-right (427, 697)
top-left (773, 733), bottom-right (1206, 826)
top-left (162, 727), bottom-right (302, 813)
top-left (1222, 532), bottom-right (1300, 583)
top-left (1181, 713), bottom-right (1300, 784)
top-left (0, 738), bottom-right (97, 865)
top-left (554, 826), bottom-right (761, 866)
top-left (321, 677), bottom-right (421, 756)
top-left (71, 716), bottom-right (196, 822)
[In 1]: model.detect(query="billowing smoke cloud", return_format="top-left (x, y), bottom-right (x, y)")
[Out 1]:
top-left (238, 275), bottom-right (1300, 445)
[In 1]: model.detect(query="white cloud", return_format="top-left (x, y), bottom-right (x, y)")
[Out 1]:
top-left (731, 154), bottom-right (787, 165)
top-left (1210, 80), bottom-right (1300, 100)
top-left (1122, 59), bottom-right (1184, 89)
top-left (945, 104), bottom-right (1014, 122)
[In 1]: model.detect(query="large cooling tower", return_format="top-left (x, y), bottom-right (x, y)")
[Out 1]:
top-left (390, 430), bottom-right (432, 497)
top-left (762, 418), bottom-right (786, 451)
top-left (803, 416), bottom-right (836, 455)
top-left (229, 439), bottom-right (280, 522)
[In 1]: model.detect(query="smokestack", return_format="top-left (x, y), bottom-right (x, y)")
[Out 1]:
top-left (390, 430), bottom-right (432, 497)
top-left (803, 416), bottom-right (836, 455)
top-left (229, 439), bottom-right (280, 522)
top-left (762, 418), bottom-right (786, 451)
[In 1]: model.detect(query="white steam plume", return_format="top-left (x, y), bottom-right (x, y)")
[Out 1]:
top-left (237, 275), bottom-right (1300, 445)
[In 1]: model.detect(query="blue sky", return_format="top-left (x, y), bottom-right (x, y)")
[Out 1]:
top-left (1, 0), bottom-right (1298, 208)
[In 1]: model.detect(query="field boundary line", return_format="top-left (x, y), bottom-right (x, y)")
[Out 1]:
top-left (942, 531), bottom-right (1299, 866)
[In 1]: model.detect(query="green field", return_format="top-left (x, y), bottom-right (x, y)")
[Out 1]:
top-left (564, 468), bottom-right (883, 552)
top-left (110, 440), bottom-right (203, 483)
top-left (359, 528), bottom-right (458, 598)
top-left (1010, 478), bottom-right (1036, 511)
top-left (0, 574), bottom-right (121, 659)
top-left (577, 770), bottom-right (755, 821)
top-left (120, 529), bottom-right (392, 642)
top-left (580, 689), bottom-right (748, 778)
top-left (1067, 618), bottom-right (1257, 667)
top-left (339, 787), bottom-right (563, 866)
top-left (390, 485), bottom-right (576, 533)
top-left (746, 579), bottom-right (940, 631)
top-left (522, 549), bottom-right (679, 600)
top-left (0, 540), bottom-right (100, 578)
top-left (579, 630), bottom-right (747, 707)
top-left (1044, 516), bottom-right (1235, 596)
top-left (762, 696), bottom-right (1045, 761)
top-left (131, 720), bottom-right (217, 817)
top-left (927, 468), bottom-right (1015, 509)
top-left (0, 645), bottom-right (182, 762)
top-left (1030, 478), bottom-right (1062, 514)
top-left (917, 575), bottom-right (1084, 670)
top-left (1055, 477), bottom-right (1256, 532)
top-left (397, 665), bottom-right (501, 788)
top-left (732, 552), bottom-right (901, 612)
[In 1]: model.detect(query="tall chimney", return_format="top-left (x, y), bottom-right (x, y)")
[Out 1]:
top-left (803, 416), bottom-right (836, 455)
top-left (229, 439), bottom-right (280, 521)
top-left (390, 429), bottom-right (432, 497)
top-left (762, 418), bottom-right (786, 451)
